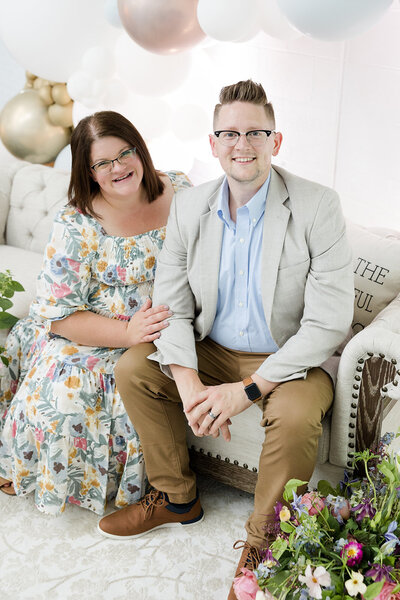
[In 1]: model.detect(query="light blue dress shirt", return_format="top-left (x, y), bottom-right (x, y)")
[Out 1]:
top-left (208, 175), bottom-right (279, 353)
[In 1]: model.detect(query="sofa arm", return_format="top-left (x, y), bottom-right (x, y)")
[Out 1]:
top-left (329, 294), bottom-right (400, 469)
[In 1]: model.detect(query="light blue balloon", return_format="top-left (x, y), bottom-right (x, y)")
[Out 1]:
top-left (276, 0), bottom-right (393, 40)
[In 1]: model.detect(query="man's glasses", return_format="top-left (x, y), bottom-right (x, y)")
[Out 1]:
top-left (213, 130), bottom-right (275, 147)
top-left (91, 147), bottom-right (137, 174)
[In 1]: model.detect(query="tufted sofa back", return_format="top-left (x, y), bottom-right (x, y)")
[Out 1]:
top-left (0, 161), bottom-right (69, 253)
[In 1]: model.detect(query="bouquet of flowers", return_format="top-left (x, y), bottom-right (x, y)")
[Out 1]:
top-left (234, 433), bottom-right (400, 600)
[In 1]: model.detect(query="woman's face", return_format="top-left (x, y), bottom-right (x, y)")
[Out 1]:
top-left (90, 135), bottom-right (144, 200)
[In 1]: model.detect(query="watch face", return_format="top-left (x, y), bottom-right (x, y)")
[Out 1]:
top-left (245, 382), bottom-right (261, 402)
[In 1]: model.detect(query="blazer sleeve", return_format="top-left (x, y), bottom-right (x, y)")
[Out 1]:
top-left (147, 194), bottom-right (198, 378)
top-left (256, 188), bottom-right (354, 383)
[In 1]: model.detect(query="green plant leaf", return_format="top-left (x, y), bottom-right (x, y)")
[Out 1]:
top-left (363, 580), bottom-right (384, 600)
top-left (1, 355), bottom-right (9, 366)
top-left (11, 280), bottom-right (24, 292)
top-left (317, 479), bottom-right (337, 496)
top-left (283, 478), bottom-right (308, 502)
top-left (0, 312), bottom-right (18, 328)
top-left (0, 298), bottom-right (13, 310)
top-left (280, 521), bottom-right (294, 534)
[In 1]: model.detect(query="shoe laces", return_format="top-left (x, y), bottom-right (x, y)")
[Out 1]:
top-left (233, 540), bottom-right (262, 571)
top-left (139, 489), bottom-right (167, 520)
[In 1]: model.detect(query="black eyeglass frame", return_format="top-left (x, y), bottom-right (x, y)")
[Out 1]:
top-left (213, 130), bottom-right (276, 143)
top-left (90, 147), bottom-right (137, 172)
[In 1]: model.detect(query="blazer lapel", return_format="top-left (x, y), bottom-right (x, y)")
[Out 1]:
top-left (261, 168), bottom-right (291, 326)
top-left (199, 181), bottom-right (224, 328)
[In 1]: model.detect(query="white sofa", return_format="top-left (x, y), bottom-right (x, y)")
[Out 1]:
top-left (1, 160), bottom-right (399, 491)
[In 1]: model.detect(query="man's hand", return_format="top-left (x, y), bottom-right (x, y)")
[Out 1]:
top-left (184, 382), bottom-right (252, 441)
top-left (170, 364), bottom-right (232, 441)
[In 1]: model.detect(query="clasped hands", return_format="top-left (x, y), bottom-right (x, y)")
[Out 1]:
top-left (183, 382), bottom-right (253, 442)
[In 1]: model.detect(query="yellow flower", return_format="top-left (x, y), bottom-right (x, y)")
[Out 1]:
top-left (97, 260), bottom-right (107, 272)
top-left (47, 245), bottom-right (56, 259)
top-left (62, 345), bottom-right (78, 355)
top-left (64, 376), bottom-right (81, 389)
top-left (144, 256), bottom-right (155, 270)
top-left (279, 506), bottom-right (291, 522)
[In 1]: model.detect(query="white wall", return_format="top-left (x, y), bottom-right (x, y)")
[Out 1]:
top-left (0, 3), bottom-right (399, 229)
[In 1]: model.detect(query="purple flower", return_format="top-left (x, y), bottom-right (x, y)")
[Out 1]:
top-left (365, 563), bottom-right (394, 582)
top-left (341, 541), bottom-right (363, 566)
top-left (352, 498), bottom-right (376, 522)
top-left (273, 501), bottom-right (283, 522)
top-left (291, 492), bottom-right (308, 517)
top-left (381, 521), bottom-right (400, 555)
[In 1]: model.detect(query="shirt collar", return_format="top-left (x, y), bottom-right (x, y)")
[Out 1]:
top-left (216, 174), bottom-right (271, 230)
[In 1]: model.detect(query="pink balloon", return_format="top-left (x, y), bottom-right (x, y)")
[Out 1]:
top-left (118, 0), bottom-right (206, 55)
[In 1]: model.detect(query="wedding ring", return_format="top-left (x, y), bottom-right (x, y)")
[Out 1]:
top-left (208, 410), bottom-right (218, 420)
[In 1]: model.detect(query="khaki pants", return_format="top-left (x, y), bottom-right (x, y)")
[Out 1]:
top-left (115, 337), bottom-right (333, 547)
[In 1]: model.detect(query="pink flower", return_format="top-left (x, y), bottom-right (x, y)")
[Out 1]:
top-left (74, 437), bottom-right (87, 450)
top-left (233, 568), bottom-right (262, 600)
top-left (341, 541), bottom-right (363, 567)
top-left (2, 409), bottom-right (8, 420)
top-left (51, 282), bottom-right (71, 299)
top-left (116, 266), bottom-right (126, 281)
top-left (299, 565), bottom-right (331, 599)
top-left (86, 356), bottom-right (99, 371)
top-left (66, 258), bottom-right (81, 273)
top-left (35, 427), bottom-right (45, 443)
top-left (12, 420), bottom-right (17, 438)
top-left (67, 496), bottom-right (81, 506)
top-left (301, 492), bottom-right (325, 515)
top-left (46, 363), bottom-right (56, 379)
top-left (10, 379), bottom-right (18, 395)
top-left (376, 582), bottom-right (400, 600)
top-left (116, 451), bottom-right (127, 465)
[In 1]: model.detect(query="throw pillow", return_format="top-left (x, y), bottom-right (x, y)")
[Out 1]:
top-left (346, 222), bottom-right (400, 333)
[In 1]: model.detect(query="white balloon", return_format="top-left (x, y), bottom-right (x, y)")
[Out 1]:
top-left (0, 0), bottom-right (117, 82)
top-left (148, 134), bottom-right (195, 175)
top-left (67, 71), bottom-right (96, 102)
top-left (197, 0), bottom-right (260, 42)
top-left (72, 101), bottom-right (98, 127)
top-left (276, 0), bottom-right (393, 40)
top-left (114, 33), bottom-right (191, 97)
top-left (257, 0), bottom-right (302, 40)
top-left (124, 94), bottom-right (172, 141)
top-left (102, 78), bottom-right (130, 108)
top-left (82, 46), bottom-right (115, 79)
top-left (171, 104), bottom-right (209, 141)
top-left (104, 0), bottom-right (123, 28)
top-left (54, 144), bottom-right (72, 171)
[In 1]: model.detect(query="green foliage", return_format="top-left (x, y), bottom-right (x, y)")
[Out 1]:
top-left (0, 270), bottom-right (24, 366)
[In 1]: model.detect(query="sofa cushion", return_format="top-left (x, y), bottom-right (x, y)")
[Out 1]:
top-left (0, 160), bottom-right (27, 245)
top-left (6, 163), bottom-right (69, 254)
top-left (347, 222), bottom-right (400, 333)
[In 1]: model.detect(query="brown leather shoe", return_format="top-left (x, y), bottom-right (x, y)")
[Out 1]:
top-left (98, 489), bottom-right (204, 540)
top-left (228, 540), bottom-right (262, 600)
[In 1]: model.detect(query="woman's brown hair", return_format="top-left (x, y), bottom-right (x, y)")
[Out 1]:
top-left (68, 111), bottom-right (164, 215)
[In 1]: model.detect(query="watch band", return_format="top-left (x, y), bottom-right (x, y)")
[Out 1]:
top-left (242, 376), bottom-right (262, 402)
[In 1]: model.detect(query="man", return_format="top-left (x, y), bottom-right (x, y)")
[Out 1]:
top-left (98, 80), bottom-right (354, 599)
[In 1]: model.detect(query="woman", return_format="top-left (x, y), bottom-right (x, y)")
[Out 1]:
top-left (0, 111), bottom-right (191, 514)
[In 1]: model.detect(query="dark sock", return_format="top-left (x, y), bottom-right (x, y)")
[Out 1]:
top-left (165, 490), bottom-right (199, 514)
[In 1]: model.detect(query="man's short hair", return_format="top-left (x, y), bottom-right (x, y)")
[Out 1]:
top-left (213, 79), bottom-right (275, 129)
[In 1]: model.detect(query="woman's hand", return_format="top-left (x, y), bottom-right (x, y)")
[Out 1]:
top-left (125, 298), bottom-right (172, 346)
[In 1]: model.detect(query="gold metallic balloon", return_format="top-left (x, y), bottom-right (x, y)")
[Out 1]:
top-left (118, 0), bottom-right (205, 55)
top-left (0, 90), bottom-right (71, 163)
top-left (39, 84), bottom-right (53, 106)
top-left (48, 101), bottom-right (73, 128)
top-left (51, 83), bottom-right (71, 106)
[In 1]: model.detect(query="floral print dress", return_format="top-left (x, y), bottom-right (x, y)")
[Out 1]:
top-left (0, 170), bottom-right (191, 515)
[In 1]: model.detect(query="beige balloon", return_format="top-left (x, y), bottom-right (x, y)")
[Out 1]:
top-left (33, 77), bottom-right (50, 90)
top-left (0, 90), bottom-right (71, 163)
top-left (118, 0), bottom-right (205, 54)
top-left (48, 102), bottom-right (73, 128)
top-left (52, 83), bottom-right (71, 106)
top-left (39, 84), bottom-right (54, 106)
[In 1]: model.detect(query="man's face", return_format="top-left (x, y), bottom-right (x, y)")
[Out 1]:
top-left (209, 101), bottom-right (282, 189)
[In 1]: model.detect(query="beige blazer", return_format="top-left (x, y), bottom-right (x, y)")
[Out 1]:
top-left (149, 165), bottom-right (354, 384)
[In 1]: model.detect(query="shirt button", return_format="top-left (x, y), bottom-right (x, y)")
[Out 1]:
top-left (239, 330), bottom-right (244, 336)
top-left (238, 301), bottom-right (243, 307)
top-left (252, 218), bottom-right (256, 224)
top-left (239, 238), bottom-right (245, 243)
top-left (239, 270), bottom-right (244, 276)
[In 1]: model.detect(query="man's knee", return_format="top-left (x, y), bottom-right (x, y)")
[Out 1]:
top-left (115, 343), bottom-right (156, 389)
